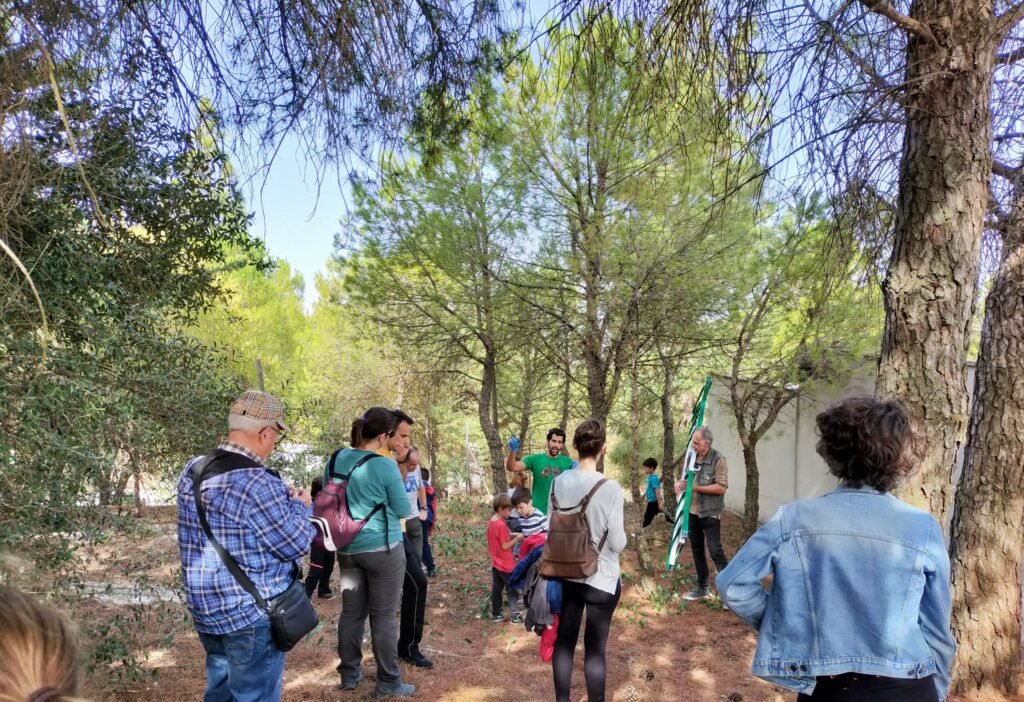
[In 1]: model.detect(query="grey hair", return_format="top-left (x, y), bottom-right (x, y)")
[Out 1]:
top-left (695, 427), bottom-right (714, 445)
top-left (228, 414), bottom-right (274, 434)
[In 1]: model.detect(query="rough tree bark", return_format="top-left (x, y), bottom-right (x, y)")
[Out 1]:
top-left (423, 407), bottom-right (439, 476)
top-left (733, 388), bottom-right (798, 538)
top-left (479, 349), bottom-right (506, 495)
top-left (878, 0), bottom-right (994, 525)
top-left (658, 346), bottom-right (678, 516)
top-left (630, 359), bottom-right (657, 585)
top-left (948, 170), bottom-right (1024, 697)
top-left (628, 362), bottom-right (643, 504)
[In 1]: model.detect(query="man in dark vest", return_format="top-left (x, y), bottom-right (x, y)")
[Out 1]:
top-left (674, 427), bottom-right (730, 601)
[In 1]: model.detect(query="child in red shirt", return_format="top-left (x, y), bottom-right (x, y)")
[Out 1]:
top-left (487, 493), bottom-right (524, 622)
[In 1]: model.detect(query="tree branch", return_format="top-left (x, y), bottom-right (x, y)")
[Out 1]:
top-left (856, 0), bottom-right (938, 44)
top-left (995, 45), bottom-right (1024, 65)
top-left (996, 3), bottom-right (1024, 41)
top-left (995, 131), bottom-right (1024, 142)
top-left (994, 159), bottom-right (1020, 181)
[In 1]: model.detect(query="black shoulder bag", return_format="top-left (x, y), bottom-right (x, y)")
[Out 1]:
top-left (191, 450), bottom-right (319, 652)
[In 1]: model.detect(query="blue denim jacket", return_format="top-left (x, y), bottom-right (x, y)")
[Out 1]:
top-left (716, 484), bottom-right (955, 700)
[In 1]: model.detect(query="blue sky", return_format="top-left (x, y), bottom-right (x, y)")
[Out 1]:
top-left (235, 0), bottom-right (559, 312)
top-left (243, 140), bottom-right (348, 311)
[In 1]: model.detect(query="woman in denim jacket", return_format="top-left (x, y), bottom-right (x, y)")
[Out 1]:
top-left (717, 397), bottom-right (955, 701)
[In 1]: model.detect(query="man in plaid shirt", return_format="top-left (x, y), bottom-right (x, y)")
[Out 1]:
top-left (177, 390), bottom-right (313, 702)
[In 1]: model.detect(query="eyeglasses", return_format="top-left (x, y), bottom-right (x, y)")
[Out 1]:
top-left (260, 426), bottom-right (285, 444)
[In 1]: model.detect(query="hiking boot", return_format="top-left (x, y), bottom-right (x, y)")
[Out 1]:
top-left (683, 586), bottom-right (711, 601)
top-left (426, 568), bottom-right (437, 578)
top-left (340, 672), bottom-right (363, 691)
top-left (399, 651), bottom-right (434, 668)
top-left (510, 613), bottom-right (524, 624)
top-left (318, 591), bottom-right (336, 600)
top-left (372, 681), bottom-right (416, 698)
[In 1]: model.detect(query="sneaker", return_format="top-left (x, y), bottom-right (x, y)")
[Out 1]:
top-left (399, 651), bottom-right (434, 668)
top-left (426, 568), bottom-right (436, 578)
top-left (318, 591), bottom-right (336, 600)
top-left (490, 614), bottom-right (504, 622)
top-left (682, 586), bottom-right (711, 601)
top-left (372, 681), bottom-right (416, 698)
top-left (510, 613), bottom-right (524, 624)
top-left (340, 672), bottom-right (363, 690)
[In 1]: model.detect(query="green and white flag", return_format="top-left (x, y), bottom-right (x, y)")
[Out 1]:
top-left (666, 375), bottom-right (712, 570)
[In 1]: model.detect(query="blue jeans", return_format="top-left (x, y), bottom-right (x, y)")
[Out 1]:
top-left (198, 618), bottom-right (284, 702)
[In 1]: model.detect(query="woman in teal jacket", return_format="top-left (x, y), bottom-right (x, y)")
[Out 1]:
top-left (330, 406), bottom-right (414, 698)
top-left (718, 397), bottom-right (955, 701)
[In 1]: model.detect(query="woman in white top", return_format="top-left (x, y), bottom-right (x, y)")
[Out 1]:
top-left (550, 419), bottom-right (627, 702)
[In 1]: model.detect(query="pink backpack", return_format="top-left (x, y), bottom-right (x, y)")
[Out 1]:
top-left (311, 451), bottom-right (389, 551)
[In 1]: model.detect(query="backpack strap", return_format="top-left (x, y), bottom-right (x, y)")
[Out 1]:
top-left (340, 452), bottom-right (378, 479)
top-left (553, 477), bottom-right (608, 512)
top-left (579, 478), bottom-right (609, 510)
top-left (325, 448), bottom-right (344, 480)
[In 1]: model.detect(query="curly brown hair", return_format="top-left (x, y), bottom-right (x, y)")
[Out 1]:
top-left (815, 397), bottom-right (923, 493)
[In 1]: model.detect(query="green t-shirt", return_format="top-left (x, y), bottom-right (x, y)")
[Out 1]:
top-left (522, 453), bottom-right (576, 514)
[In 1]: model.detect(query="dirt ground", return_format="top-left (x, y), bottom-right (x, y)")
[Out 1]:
top-left (73, 500), bottom-right (991, 702)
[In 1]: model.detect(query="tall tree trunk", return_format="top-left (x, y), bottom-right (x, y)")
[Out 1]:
top-left (629, 359), bottom-right (657, 585)
top-left (879, 7), bottom-right (994, 525)
top-left (948, 184), bottom-right (1024, 697)
top-left (628, 363), bottom-right (642, 504)
top-left (423, 410), bottom-right (439, 475)
top-left (559, 359), bottom-right (571, 430)
top-left (479, 349), bottom-right (506, 494)
top-left (517, 349), bottom-right (536, 447)
top-left (741, 442), bottom-right (759, 539)
top-left (659, 349), bottom-right (677, 516)
top-left (517, 397), bottom-right (532, 451)
top-left (133, 466), bottom-right (143, 518)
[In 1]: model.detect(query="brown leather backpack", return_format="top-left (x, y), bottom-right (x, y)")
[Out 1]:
top-left (538, 477), bottom-right (609, 579)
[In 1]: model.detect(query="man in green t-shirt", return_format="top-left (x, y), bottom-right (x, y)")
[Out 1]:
top-left (504, 427), bottom-right (575, 514)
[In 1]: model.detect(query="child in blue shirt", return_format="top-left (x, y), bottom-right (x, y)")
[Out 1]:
top-left (642, 457), bottom-right (667, 527)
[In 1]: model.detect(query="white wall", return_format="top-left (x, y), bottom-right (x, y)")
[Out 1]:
top-left (704, 362), bottom-right (975, 524)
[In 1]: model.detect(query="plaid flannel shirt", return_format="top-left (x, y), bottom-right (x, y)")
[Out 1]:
top-left (177, 442), bottom-right (314, 635)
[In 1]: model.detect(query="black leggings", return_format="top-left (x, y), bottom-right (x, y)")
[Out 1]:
top-left (553, 579), bottom-right (621, 702)
top-left (797, 673), bottom-right (938, 702)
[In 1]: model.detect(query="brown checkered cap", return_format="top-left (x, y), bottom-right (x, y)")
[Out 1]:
top-left (229, 390), bottom-right (291, 432)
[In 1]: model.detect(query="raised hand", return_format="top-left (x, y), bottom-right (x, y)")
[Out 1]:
top-left (507, 435), bottom-right (521, 453)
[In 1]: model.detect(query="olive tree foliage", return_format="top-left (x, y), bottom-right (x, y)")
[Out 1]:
top-left (0, 7), bottom-right (257, 589)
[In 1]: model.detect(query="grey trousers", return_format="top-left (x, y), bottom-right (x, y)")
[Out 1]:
top-left (336, 545), bottom-right (406, 684)
top-left (404, 516), bottom-right (424, 560)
